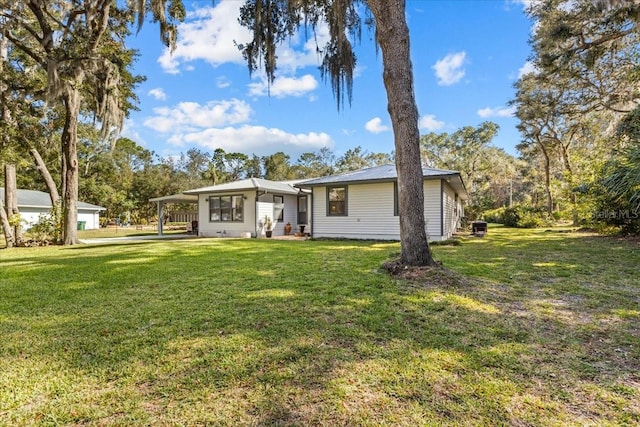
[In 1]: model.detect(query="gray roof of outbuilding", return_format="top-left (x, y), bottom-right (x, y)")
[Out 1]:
top-left (0, 188), bottom-right (105, 211)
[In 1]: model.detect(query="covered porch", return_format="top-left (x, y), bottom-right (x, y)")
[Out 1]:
top-left (184, 178), bottom-right (311, 238)
top-left (148, 193), bottom-right (199, 236)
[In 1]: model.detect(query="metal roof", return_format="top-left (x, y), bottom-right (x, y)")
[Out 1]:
top-left (148, 193), bottom-right (198, 204)
top-left (184, 178), bottom-right (300, 196)
top-left (0, 188), bottom-right (105, 211)
top-left (296, 165), bottom-right (467, 198)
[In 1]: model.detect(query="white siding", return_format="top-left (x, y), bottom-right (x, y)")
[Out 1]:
top-left (442, 182), bottom-right (457, 239)
top-left (256, 193), bottom-right (299, 237)
top-left (423, 180), bottom-right (443, 240)
top-left (281, 194), bottom-right (301, 234)
top-left (19, 208), bottom-right (50, 229)
top-left (78, 211), bottom-right (101, 230)
top-left (198, 191), bottom-right (256, 237)
top-left (311, 179), bottom-right (445, 241)
top-left (20, 208), bottom-right (100, 230)
top-left (197, 191), bottom-right (299, 237)
top-left (311, 182), bottom-right (399, 240)
top-left (256, 201), bottom-right (272, 237)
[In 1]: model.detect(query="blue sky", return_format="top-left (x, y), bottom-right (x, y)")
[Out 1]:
top-left (122, 0), bottom-right (534, 161)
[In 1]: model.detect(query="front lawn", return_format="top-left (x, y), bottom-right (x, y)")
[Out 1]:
top-left (1, 227), bottom-right (638, 425)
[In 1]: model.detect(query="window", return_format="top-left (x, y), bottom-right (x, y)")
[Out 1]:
top-left (297, 195), bottom-right (307, 224)
top-left (327, 186), bottom-right (347, 216)
top-left (209, 195), bottom-right (243, 222)
top-left (394, 182), bottom-right (399, 216)
top-left (274, 195), bottom-right (284, 222)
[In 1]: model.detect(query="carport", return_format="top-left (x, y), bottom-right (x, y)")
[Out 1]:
top-left (149, 193), bottom-right (198, 236)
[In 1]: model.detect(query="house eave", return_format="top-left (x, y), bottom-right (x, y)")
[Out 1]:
top-left (296, 173), bottom-right (461, 188)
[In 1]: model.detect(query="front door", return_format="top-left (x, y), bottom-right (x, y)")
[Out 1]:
top-left (297, 195), bottom-right (307, 225)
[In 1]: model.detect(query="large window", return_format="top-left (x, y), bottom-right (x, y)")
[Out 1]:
top-left (394, 182), bottom-right (399, 216)
top-left (209, 195), bottom-right (243, 222)
top-left (327, 186), bottom-right (347, 216)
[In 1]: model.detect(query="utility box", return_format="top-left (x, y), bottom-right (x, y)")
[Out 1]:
top-left (472, 221), bottom-right (487, 236)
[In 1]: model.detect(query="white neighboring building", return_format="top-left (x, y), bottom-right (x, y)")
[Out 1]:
top-left (1, 188), bottom-right (105, 230)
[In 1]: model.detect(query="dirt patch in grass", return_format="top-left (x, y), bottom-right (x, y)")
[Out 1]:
top-left (381, 258), bottom-right (474, 289)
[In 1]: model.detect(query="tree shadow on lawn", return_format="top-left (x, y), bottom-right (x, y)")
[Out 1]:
top-left (1, 235), bottom-right (639, 425)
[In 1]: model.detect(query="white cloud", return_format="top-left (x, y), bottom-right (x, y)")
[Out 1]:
top-left (509, 0), bottom-right (536, 8)
top-left (168, 125), bottom-right (333, 156)
top-left (120, 119), bottom-right (147, 147)
top-left (518, 60), bottom-right (538, 78)
top-left (157, 0), bottom-right (329, 75)
top-left (148, 88), bottom-right (167, 101)
top-left (143, 97), bottom-right (331, 156)
top-left (268, 22), bottom-right (330, 74)
top-left (143, 99), bottom-right (252, 133)
top-left (216, 76), bottom-right (231, 88)
top-left (419, 114), bottom-right (445, 131)
top-left (365, 117), bottom-right (390, 134)
top-left (432, 52), bottom-right (467, 86)
top-left (477, 106), bottom-right (516, 118)
top-left (248, 74), bottom-right (318, 98)
top-left (158, 1), bottom-right (252, 73)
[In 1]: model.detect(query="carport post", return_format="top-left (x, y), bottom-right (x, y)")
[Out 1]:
top-left (157, 200), bottom-right (164, 236)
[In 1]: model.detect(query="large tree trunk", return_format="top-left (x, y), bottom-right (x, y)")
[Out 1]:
top-left (560, 141), bottom-right (579, 225)
top-left (0, 197), bottom-right (14, 248)
top-left (537, 139), bottom-right (553, 216)
top-left (29, 147), bottom-right (60, 205)
top-left (61, 88), bottom-right (80, 245)
top-left (368, 0), bottom-right (435, 266)
top-left (4, 163), bottom-right (22, 243)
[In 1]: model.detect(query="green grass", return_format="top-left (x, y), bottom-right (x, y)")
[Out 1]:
top-left (77, 226), bottom-right (186, 239)
top-left (1, 226), bottom-right (638, 425)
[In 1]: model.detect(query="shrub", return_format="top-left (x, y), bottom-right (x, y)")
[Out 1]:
top-left (26, 205), bottom-right (62, 244)
top-left (482, 205), bottom-right (553, 228)
top-left (482, 207), bottom-right (506, 224)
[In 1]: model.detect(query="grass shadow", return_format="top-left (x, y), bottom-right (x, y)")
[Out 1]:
top-left (1, 230), bottom-right (639, 425)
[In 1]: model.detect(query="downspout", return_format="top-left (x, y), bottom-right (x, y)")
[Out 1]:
top-left (255, 190), bottom-right (266, 237)
top-left (309, 190), bottom-right (314, 238)
top-left (440, 180), bottom-right (444, 239)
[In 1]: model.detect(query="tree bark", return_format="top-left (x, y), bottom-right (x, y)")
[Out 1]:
top-left (560, 141), bottom-right (579, 225)
top-left (0, 197), bottom-right (14, 248)
top-left (368, 0), bottom-right (435, 266)
top-left (29, 147), bottom-right (60, 205)
top-left (537, 138), bottom-right (553, 216)
top-left (4, 163), bottom-right (22, 242)
top-left (61, 88), bottom-right (80, 245)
